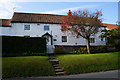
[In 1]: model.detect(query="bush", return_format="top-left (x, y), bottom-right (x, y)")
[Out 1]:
top-left (72, 47), bottom-right (87, 54)
top-left (54, 47), bottom-right (66, 54)
top-left (98, 46), bottom-right (107, 53)
top-left (90, 46), bottom-right (108, 53)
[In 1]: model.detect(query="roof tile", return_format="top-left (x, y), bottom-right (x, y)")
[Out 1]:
top-left (11, 12), bottom-right (63, 24)
top-left (0, 19), bottom-right (11, 27)
top-left (103, 23), bottom-right (119, 30)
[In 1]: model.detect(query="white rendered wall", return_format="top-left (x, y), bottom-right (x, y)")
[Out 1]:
top-left (1, 23), bottom-right (106, 46)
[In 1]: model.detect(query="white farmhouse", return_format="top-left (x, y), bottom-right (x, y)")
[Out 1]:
top-left (0, 12), bottom-right (107, 53)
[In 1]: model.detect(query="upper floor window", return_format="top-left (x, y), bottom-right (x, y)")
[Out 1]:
top-left (24, 25), bottom-right (30, 30)
top-left (62, 36), bottom-right (67, 42)
top-left (37, 23), bottom-right (40, 26)
top-left (90, 38), bottom-right (95, 43)
top-left (44, 25), bottom-right (49, 31)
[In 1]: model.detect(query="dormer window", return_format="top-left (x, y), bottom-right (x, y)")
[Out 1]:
top-left (44, 25), bottom-right (49, 31)
top-left (24, 25), bottom-right (30, 30)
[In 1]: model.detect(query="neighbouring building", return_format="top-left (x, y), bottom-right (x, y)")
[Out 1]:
top-left (103, 23), bottom-right (119, 30)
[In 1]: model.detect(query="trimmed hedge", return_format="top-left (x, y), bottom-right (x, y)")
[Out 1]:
top-left (2, 36), bottom-right (46, 57)
top-left (54, 45), bottom-right (117, 54)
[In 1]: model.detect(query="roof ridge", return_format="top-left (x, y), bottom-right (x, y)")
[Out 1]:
top-left (103, 23), bottom-right (118, 25)
top-left (0, 19), bottom-right (11, 20)
top-left (14, 12), bottom-right (65, 16)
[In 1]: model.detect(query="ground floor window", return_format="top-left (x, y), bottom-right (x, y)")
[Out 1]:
top-left (62, 36), bottom-right (67, 42)
top-left (90, 38), bottom-right (95, 43)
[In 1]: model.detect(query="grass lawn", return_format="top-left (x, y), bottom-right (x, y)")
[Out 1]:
top-left (57, 52), bottom-right (119, 75)
top-left (2, 56), bottom-right (55, 78)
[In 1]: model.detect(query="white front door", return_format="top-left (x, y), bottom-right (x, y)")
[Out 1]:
top-left (45, 36), bottom-right (54, 54)
top-left (46, 45), bottom-right (54, 54)
top-left (46, 36), bottom-right (51, 45)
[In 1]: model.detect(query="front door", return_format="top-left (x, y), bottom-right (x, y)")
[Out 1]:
top-left (45, 36), bottom-right (51, 45)
top-left (42, 33), bottom-right (54, 54)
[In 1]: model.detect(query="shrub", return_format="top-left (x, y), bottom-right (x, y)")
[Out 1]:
top-left (98, 46), bottom-right (107, 53)
top-left (72, 47), bottom-right (87, 54)
top-left (54, 47), bottom-right (66, 54)
top-left (90, 46), bottom-right (108, 53)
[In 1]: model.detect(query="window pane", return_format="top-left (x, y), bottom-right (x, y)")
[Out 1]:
top-left (44, 26), bottom-right (49, 31)
top-left (62, 36), bottom-right (67, 42)
top-left (24, 25), bottom-right (30, 30)
top-left (101, 38), bottom-right (103, 41)
top-left (90, 38), bottom-right (95, 43)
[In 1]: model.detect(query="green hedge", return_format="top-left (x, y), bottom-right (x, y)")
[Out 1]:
top-left (54, 45), bottom-right (117, 54)
top-left (2, 36), bottom-right (46, 57)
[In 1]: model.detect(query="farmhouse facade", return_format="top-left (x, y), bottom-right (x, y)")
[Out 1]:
top-left (0, 12), bottom-right (108, 53)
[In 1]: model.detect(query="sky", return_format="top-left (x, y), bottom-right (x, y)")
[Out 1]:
top-left (0, 1), bottom-right (119, 24)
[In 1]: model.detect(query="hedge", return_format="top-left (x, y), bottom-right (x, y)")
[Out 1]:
top-left (2, 36), bottom-right (46, 57)
top-left (54, 45), bottom-right (117, 54)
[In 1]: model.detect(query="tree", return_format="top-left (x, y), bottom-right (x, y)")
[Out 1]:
top-left (100, 25), bottom-right (120, 50)
top-left (60, 10), bottom-right (103, 54)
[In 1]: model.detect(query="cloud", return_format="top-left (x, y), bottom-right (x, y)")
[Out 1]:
top-left (0, 0), bottom-right (99, 19)
top-left (0, 0), bottom-right (21, 19)
top-left (41, 4), bottom-right (99, 14)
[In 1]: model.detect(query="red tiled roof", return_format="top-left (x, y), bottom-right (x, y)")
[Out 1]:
top-left (1, 12), bottom-right (119, 30)
top-left (11, 12), bottom-right (64, 24)
top-left (0, 19), bottom-right (11, 27)
top-left (103, 23), bottom-right (119, 30)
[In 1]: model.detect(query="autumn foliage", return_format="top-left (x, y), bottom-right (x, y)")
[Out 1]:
top-left (60, 9), bottom-right (103, 54)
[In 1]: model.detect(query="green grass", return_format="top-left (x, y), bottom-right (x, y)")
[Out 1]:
top-left (2, 56), bottom-right (55, 78)
top-left (57, 52), bottom-right (119, 75)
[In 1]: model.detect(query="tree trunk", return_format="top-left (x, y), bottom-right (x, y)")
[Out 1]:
top-left (86, 38), bottom-right (90, 54)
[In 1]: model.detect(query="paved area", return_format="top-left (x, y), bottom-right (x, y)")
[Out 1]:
top-left (54, 70), bottom-right (119, 78)
top-left (33, 70), bottom-right (119, 78)
top-left (3, 70), bottom-right (119, 80)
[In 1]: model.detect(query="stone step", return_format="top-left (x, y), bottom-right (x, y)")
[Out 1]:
top-left (56, 72), bottom-right (65, 75)
top-left (53, 64), bottom-right (59, 67)
top-left (55, 69), bottom-right (63, 72)
top-left (54, 66), bottom-right (61, 69)
top-left (51, 62), bottom-right (59, 65)
top-left (49, 60), bottom-right (59, 62)
top-left (49, 57), bottom-right (57, 59)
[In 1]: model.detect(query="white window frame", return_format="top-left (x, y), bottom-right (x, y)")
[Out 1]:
top-left (62, 36), bottom-right (67, 42)
top-left (24, 25), bottom-right (30, 30)
top-left (44, 25), bottom-right (49, 31)
top-left (90, 38), bottom-right (95, 43)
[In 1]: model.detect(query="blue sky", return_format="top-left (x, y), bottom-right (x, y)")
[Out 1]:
top-left (0, 2), bottom-right (118, 24)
